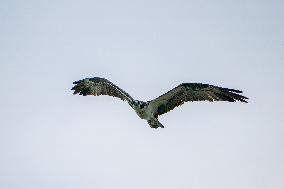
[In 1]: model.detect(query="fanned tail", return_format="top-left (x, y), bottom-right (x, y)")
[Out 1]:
top-left (147, 119), bottom-right (164, 129)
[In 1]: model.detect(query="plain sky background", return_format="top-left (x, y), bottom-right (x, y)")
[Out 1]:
top-left (0, 0), bottom-right (284, 188)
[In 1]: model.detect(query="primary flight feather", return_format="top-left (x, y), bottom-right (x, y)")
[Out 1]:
top-left (71, 77), bottom-right (248, 129)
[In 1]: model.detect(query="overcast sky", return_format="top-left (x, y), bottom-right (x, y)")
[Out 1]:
top-left (0, 0), bottom-right (283, 189)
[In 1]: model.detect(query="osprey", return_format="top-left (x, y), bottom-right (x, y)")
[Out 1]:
top-left (71, 77), bottom-right (248, 129)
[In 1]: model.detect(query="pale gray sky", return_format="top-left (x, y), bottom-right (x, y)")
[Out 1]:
top-left (0, 0), bottom-right (284, 189)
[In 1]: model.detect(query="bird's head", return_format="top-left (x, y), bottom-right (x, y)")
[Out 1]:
top-left (132, 100), bottom-right (147, 109)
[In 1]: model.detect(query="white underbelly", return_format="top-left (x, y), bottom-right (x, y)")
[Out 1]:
top-left (135, 107), bottom-right (152, 120)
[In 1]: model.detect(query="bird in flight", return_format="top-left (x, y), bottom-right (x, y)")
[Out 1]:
top-left (71, 77), bottom-right (248, 129)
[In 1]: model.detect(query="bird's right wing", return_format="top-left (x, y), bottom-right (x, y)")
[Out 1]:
top-left (71, 77), bottom-right (134, 103)
top-left (149, 83), bottom-right (248, 116)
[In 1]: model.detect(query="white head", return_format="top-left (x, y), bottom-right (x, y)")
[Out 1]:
top-left (132, 100), bottom-right (147, 110)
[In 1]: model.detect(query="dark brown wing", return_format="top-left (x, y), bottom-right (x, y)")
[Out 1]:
top-left (149, 83), bottom-right (248, 116)
top-left (71, 77), bottom-right (134, 103)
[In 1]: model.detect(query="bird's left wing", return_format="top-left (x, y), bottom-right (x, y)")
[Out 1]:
top-left (71, 77), bottom-right (134, 103)
top-left (148, 83), bottom-right (248, 116)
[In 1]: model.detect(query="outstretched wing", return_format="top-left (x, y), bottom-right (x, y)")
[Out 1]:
top-left (149, 83), bottom-right (248, 116)
top-left (71, 77), bottom-right (134, 103)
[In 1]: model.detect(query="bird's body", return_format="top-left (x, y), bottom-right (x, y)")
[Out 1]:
top-left (132, 101), bottom-right (151, 120)
top-left (130, 100), bottom-right (165, 128)
top-left (71, 77), bottom-right (248, 129)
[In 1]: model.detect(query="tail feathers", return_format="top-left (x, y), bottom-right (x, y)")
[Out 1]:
top-left (147, 119), bottom-right (164, 129)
